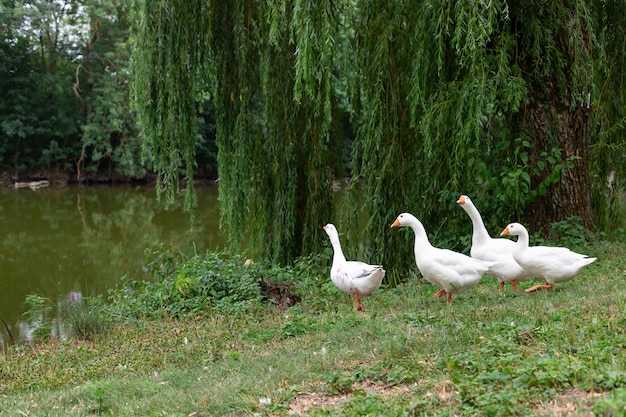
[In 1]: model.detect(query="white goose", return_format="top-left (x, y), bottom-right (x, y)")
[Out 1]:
top-left (500, 222), bottom-right (596, 293)
top-left (457, 195), bottom-right (532, 291)
top-left (391, 212), bottom-right (493, 303)
top-left (323, 224), bottom-right (385, 311)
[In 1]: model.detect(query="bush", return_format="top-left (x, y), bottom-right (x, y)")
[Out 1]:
top-left (20, 248), bottom-right (332, 342)
top-left (105, 248), bottom-right (307, 318)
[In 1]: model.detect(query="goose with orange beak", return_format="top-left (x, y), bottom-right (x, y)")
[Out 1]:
top-left (323, 223), bottom-right (385, 311)
top-left (457, 195), bottom-right (532, 291)
top-left (500, 222), bottom-right (596, 292)
top-left (391, 212), bottom-right (494, 303)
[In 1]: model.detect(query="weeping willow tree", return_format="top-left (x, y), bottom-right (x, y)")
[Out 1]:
top-left (349, 1), bottom-right (533, 279)
top-left (132, 0), bottom-right (625, 277)
top-left (132, 0), bottom-right (343, 264)
top-left (589, 0), bottom-right (626, 233)
top-left (348, 0), bottom-right (626, 279)
top-left (131, 0), bottom-right (209, 212)
top-left (346, 1), bottom-right (427, 281)
top-left (511, 1), bottom-right (595, 232)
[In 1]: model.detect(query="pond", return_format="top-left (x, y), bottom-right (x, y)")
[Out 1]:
top-left (0, 184), bottom-right (224, 346)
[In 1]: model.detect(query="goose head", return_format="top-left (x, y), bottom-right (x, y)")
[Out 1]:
top-left (323, 223), bottom-right (337, 236)
top-left (390, 212), bottom-right (419, 228)
top-left (323, 223), bottom-right (342, 247)
top-left (456, 195), bottom-right (472, 206)
top-left (500, 222), bottom-right (525, 237)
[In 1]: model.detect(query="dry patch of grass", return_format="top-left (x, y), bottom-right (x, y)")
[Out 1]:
top-left (288, 379), bottom-right (415, 415)
top-left (287, 382), bottom-right (608, 417)
top-left (533, 389), bottom-right (606, 417)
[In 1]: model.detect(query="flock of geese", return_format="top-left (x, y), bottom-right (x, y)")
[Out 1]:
top-left (323, 195), bottom-right (597, 311)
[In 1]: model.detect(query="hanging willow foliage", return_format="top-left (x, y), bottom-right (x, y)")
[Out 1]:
top-left (347, 1), bottom-right (527, 281)
top-left (589, 0), bottom-right (626, 232)
top-left (250, 0), bottom-right (342, 263)
top-left (206, 0), bottom-right (262, 249)
top-left (132, 0), bottom-right (625, 276)
top-left (347, 0), bottom-right (622, 279)
top-left (131, 0), bottom-right (209, 212)
top-left (133, 0), bottom-right (343, 264)
top-left (347, 0), bottom-right (425, 283)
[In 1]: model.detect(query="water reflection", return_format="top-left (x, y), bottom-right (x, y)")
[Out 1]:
top-left (0, 185), bottom-right (223, 345)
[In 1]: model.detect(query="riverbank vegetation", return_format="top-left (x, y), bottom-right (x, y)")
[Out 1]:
top-left (1, 223), bottom-right (625, 416)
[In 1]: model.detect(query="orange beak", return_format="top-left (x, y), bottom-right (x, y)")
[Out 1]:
top-left (500, 227), bottom-right (510, 237)
top-left (456, 195), bottom-right (466, 204)
top-left (323, 225), bottom-right (327, 231)
top-left (390, 218), bottom-right (400, 228)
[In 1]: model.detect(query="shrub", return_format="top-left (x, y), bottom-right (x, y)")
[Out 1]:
top-left (106, 248), bottom-right (305, 318)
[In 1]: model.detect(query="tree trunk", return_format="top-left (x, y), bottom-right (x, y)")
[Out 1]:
top-left (520, 96), bottom-right (594, 235)
top-left (515, 2), bottom-right (595, 236)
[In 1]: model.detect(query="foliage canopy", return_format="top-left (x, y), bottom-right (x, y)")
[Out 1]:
top-left (132, 0), bottom-right (625, 277)
top-left (0, 0), bottom-right (150, 180)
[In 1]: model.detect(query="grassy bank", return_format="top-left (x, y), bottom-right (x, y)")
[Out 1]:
top-left (1, 241), bottom-right (626, 416)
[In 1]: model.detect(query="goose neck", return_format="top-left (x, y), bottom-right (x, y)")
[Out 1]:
top-left (465, 204), bottom-right (491, 242)
top-left (409, 222), bottom-right (432, 249)
top-left (514, 230), bottom-right (530, 249)
top-left (330, 239), bottom-right (347, 264)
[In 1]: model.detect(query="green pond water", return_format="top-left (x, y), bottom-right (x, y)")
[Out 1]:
top-left (0, 184), bottom-right (223, 345)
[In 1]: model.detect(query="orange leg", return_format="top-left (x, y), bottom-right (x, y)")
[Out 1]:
top-left (524, 283), bottom-right (554, 293)
top-left (353, 292), bottom-right (363, 311)
top-left (446, 292), bottom-right (452, 303)
top-left (500, 280), bottom-right (520, 292)
top-left (432, 288), bottom-right (447, 298)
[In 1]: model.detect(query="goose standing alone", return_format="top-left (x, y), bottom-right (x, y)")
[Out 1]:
top-left (500, 222), bottom-right (596, 293)
top-left (457, 195), bottom-right (532, 291)
top-left (323, 224), bottom-right (385, 311)
top-left (391, 213), bottom-right (494, 303)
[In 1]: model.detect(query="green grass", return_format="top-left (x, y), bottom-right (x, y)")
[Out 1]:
top-left (1, 241), bottom-right (626, 416)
